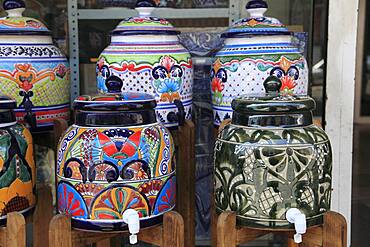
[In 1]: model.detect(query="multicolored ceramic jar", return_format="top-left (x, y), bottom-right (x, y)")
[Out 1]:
top-left (211, 0), bottom-right (308, 125)
top-left (214, 77), bottom-right (332, 229)
top-left (56, 93), bottom-right (176, 231)
top-left (0, 95), bottom-right (35, 225)
top-left (96, 1), bottom-right (193, 128)
top-left (0, 0), bottom-right (70, 131)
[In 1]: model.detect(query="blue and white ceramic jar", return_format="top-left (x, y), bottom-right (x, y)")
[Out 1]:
top-left (211, 0), bottom-right (308, 125)
top-left (96, 1), bottom-right (193, 128)
top-left (0, 0), bottom-right (70, 131)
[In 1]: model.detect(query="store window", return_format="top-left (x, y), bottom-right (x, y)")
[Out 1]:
top-left (0, 0), bottom-right (330, 246)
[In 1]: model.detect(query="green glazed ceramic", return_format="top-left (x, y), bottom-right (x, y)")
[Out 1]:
top-left (214, 76), bottom-right (332, 229)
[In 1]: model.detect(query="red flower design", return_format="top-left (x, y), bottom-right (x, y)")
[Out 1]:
top-left (211, 78), bottom-right (224, 93)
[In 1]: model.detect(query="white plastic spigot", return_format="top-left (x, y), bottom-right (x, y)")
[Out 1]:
top-left (122, 209), bottom-right (140, 245)
top-left (286, 208), bottom-right (307, 244)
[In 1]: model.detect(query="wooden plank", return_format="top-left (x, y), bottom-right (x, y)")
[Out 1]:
top-left (96, 238), bottom-right (111, 247)
top-left (175, 120), bottom-right (195, 247)
top-left (72, 231), bottom-right (117, 246)
top-left (34, 184), bottom-right (54, 247)
top-left (49, 215), bottom-right (72, 247)
top-left (6, 212), bottom-right (26, 247)
top-left (301, 226), bottom-right (323, 246)
top-left (323, 211), bottom-right (347, 247)
top-left (236, 227), bottom-right (267, 245)
top-left (138, 224), bottom-right (162, 246)
top-left (163, 211), bottom-right (184, 247)
top-left (53, 118), bottom-right (69, 149)
top-left (217, 211), bottom-right (237, 247)
top-left (326, 1), bottom-right (359, 243)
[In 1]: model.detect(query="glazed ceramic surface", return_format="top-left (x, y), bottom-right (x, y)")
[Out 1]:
top-left (211, 0), bottom-right (308, 125)
top-left (0, 96), bottom-right (35, 225)
top-left (96, 4), bottom-right (193, 128)
top-left (56, 93), bottom-right (175, 231)
top-left (214, 77), bottom-right (332, 228)
top-left (0, 0), bottom-right (70, 131)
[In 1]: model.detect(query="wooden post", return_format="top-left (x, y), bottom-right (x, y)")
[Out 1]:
top-left (5, 212), bottom-right (26, 247)
top-left (34, 184), bottom-right (54, 247)
top-left (163, 211), bottom-right (184, 247)
top-left (175, 120), bottom-right (195, 247)
top-left (49, 215), bottom-right (72, 247)
top-left (323, 211), bottom-right (347, 247)
top-left (216, 211), bottom-right (236, 247)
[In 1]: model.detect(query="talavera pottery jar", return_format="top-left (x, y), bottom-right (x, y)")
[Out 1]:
top-left (214, 77), bottom-right (332, 229)
top-left (96, 0), bottom-right (193, 128)
top-left (0, 0), bottom-right (70, 131)
top-left (0, 95), bottom-right (35, 224)
top-left (211, 0), bottom-right (308, 125)
top-left (56, 93), bottom-right (176, 231)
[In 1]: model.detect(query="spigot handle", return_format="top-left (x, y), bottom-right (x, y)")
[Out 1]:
top-left (174, 99), bottom-right (185, 126)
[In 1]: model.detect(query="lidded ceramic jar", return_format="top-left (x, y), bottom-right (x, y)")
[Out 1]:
top-left (0, 95), bottom-right (35, 224)
top-left (0, 0), bottom-right (70, 131)
top-left (212, 0), bottom-right (308, 125)
top-left (96, 0), bottom-right (193, 128)
top-left (214, 76), bottom-right (331, 229)
top-left (56, 93), bottom-right (176, 232)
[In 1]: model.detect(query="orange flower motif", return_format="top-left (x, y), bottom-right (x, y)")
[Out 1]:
top-left (280, 76), bottom-right (297, 93)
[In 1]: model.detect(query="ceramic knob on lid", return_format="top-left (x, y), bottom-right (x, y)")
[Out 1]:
top-left (0, 0), bottom-right (70, 132)
top-left (96, 0), bottom-right (193, 128)
top-left (211, 0), bottom-right (308, 126)
top-left (56, 92), bottom-right (176, 232)
top-left (214, 76), bottom-right (332, 229)
top-left (0, 95), bottom-right (36, 224)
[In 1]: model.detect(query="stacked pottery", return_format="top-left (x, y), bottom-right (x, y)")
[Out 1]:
top-left (56, 93), bottom-right (176, 233)
top-left (214, 76), bottom-right (332, 233)
top-left (0, 0), bottom-right (70, 131)
top-left (96, 0), bottom-right (193, 128)
top-left (211, 0), bottom-right (308, 125)
top-left (0, 95), bottom-right (35, 224)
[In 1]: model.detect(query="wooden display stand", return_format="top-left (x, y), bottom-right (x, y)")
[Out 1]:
top-left (49, 211), bottom-right (184, 247)
top-left (0, 212), bottom-right (26, 247)
top-left (48, 119), bottom-right (194, 246)
top-left (212, 120), bottom-right (348, 247)
top-left (171, 120), bottom-right (196, 247)
top-left (214, 211), bottom-right (347, 247)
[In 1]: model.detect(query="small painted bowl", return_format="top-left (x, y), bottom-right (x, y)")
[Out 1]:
top-left (56, 93), bottom-right (176, 232)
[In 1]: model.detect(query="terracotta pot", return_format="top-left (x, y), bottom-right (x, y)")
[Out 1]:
top-left (56, 93), bottom-right (176, 232)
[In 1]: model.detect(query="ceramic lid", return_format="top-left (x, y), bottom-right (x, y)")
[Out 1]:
top-left (111, 0), bottom-right (179, 36)
top-left (0, 95), bottom-right (17, 126)
top-left (0, 0), bottom-right (50, 35)
top-left (73, 93), bottom-right (157, 127)
top-left (232, 76), bottom-right (315, 114)
top-left (223, 0), bottom-right (290, 38)
top-left (74, 92), bottom-right (157, 111)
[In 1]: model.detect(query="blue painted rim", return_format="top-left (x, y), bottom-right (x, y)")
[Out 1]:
top-left (111, 30), bottom-right (180, 36)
